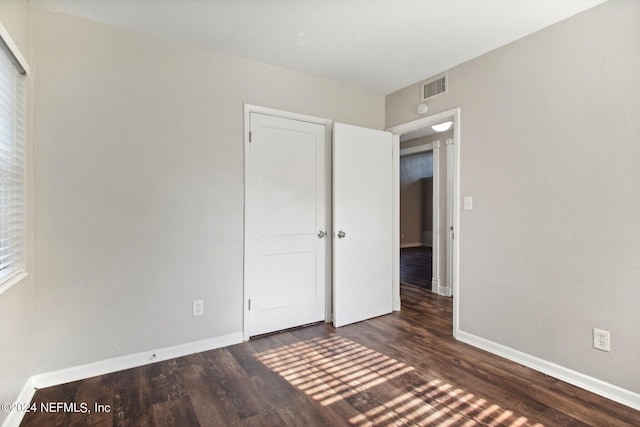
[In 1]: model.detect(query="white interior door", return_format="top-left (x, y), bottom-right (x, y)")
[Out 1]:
top-left (333, 123), bottom-right (393, 327)
top-left (246, 112), bottom-right (327, 337)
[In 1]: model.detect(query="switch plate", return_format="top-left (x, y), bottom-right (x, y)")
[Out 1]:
top-left (463, 196), bottom-right (473, 211)
top-left (193, 299), bottom-right (204, 316)
top-left (593, 328), bottom-right (610, 352)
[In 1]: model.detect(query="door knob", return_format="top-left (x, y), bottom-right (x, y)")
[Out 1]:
top-left (317, 231), bottom-right (327, 238)
top-left (337, 231), bottom-right (346, 238)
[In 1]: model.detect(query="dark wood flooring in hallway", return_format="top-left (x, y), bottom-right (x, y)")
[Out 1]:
top-left (400, 246), bottom-right (432, 290)
top-left (20, 286), bottom-right (640, 426)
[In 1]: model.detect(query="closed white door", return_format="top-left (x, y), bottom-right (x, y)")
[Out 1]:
top-left (246, 113), bottom-right (327, 337)
top-left (333, 123), bottom-right (393, 327)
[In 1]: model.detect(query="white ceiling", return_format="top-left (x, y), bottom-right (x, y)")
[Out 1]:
top-left (31, 0), bottom-right (608, 95)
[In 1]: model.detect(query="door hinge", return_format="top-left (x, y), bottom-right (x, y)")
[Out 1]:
top-left (248, 298), bottom-right (251, 311)
top-left (249, 131), bottom-right (252, 143)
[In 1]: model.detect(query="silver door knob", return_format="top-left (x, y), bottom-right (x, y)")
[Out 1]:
top-left (337, 231), bottom-right (346, 238)
top-left (317, 231), bottom-right (327, 238)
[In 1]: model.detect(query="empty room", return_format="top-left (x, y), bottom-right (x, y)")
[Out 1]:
top-left (1, 0), bottom-right (639, 426)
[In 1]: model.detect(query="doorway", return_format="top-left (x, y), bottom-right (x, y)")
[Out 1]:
top-left (399, 146), bottom-right (434, 291)
top-left (387, 107), bottom-right (460, 336)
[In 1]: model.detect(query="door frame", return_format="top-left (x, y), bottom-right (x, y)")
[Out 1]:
top-left (243, 104), bottom-right (332, 341)
top-left (386, 107), bottom-right (461, 337)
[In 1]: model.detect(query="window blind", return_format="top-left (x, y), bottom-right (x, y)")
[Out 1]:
top-left (0, 43), bottom-right (25, 284)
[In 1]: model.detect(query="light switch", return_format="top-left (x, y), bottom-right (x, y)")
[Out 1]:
top-left (463, 196), bottom-right (473, 211)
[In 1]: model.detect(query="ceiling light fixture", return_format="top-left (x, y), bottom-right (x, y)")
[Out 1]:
top-left (432, 121), bottom-right (453, 132)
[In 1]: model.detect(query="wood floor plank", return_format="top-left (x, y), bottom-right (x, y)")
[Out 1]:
top-left (181, 354), bottom-right (242, 427)
top-left (20, 381), bottom-right (79, 427)
top-left (68, 374), bottom-right (114, 427)
top-left (21, 286), bottom-right (640, 426)
top-left (151, 396), bottom-right (200, 427)
top-left (147, 359), bottom-right (186, 405)
top-left (111, 367), bottom-right (154, 427)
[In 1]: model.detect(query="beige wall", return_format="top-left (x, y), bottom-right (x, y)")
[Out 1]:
top-left (0, 0), bottom-right (33, 422)
top-left (30, 8), bottom-right (384, 375)
top-left (388, 0), bottom-right (640, 393)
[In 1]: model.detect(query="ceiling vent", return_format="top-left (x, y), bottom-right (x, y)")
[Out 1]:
top-left (421, 74), bottom-right (447, 102)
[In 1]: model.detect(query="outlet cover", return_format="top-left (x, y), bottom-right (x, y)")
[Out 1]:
top-left (593, 328), bottom-right (610, 352)
top-left (463, 196), bottom-right (473, 211)
top-left (193, 299), bottom-right (204, 316)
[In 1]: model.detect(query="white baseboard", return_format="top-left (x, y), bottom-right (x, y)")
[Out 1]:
top-left (31, 332), bottom-right (243, 389)
top-left (400, 242), bottom-right (424, 248)
top-left (2, 378), bottom-right (36, 427)
top-left (437, 284), bottom-right (451, 296)
top-left (456, 330), bottom-right (640, 412)
top-left (3, 332), bottom-right (243, 427)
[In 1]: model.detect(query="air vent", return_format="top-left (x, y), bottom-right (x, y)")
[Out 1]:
top-left (421, 75), bottom-right (447, 101)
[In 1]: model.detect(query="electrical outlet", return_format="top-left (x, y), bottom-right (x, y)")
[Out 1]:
top-left (193, 299), bottom-right (204, 316)
top-left (593, 328), bottom-right (610, 352)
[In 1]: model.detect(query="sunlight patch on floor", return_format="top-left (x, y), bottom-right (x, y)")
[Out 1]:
top-left (255, 335), bottom-right (544, 426)
top-left (256, 335), bottom-right (413, 406)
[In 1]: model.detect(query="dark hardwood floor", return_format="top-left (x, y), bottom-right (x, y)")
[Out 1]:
top-left (400, 246), bottom-right (432, 290)
top-left (21, 286), bottom-right (640, 426)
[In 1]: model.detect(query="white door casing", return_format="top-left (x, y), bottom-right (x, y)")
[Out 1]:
top-left (446, 138), bottom-right (455, 297)
top-left (245, 110), bottom-right (328, 337)
top-left (333, 123), bottom-right (394, 327)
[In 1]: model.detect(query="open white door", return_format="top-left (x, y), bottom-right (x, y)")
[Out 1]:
top-left (333, 123), bottom-right (393, 327)
top-left (246, 112), bottom-right (327, 337)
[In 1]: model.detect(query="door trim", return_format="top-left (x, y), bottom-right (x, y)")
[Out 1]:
top-left (243, 104), bottom-right (332, 341)
top-left (386, 107), bottom-right (461, 338)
